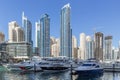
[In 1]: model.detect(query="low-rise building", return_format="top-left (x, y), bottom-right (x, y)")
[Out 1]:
top-left (0, 42), bottom-right (32, 60)
top-left (6, 42), bottom-right (32, 59)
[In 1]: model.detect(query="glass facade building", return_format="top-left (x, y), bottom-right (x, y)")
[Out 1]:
top-left (36, 14), bottom-right (50, 57)
top-left (22, 12), bottom-right (32, 44)
top-left (104, 36), bottom-right (112, 60)
top-left (86, 40), bottom-right (94, 59)
top-left (6, 42), bottom-right (32, 58)
top-left (0, 42), bottom-right (32, 58)
top-left (60, 3), bottom-right (72, 59)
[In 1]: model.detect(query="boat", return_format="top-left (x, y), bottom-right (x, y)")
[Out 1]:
top-left (4, 56), bottom-right (42, 71)
top-left (19, 61), bottom-right (42, 72)
top-left (39, 57), bottom-right (74, 73)
top-left (7, 61), bottom-right (41, 71)
top-left (5, 56), bottom-right (78, 72)
top-left (73, 61), bottom-right (104, 77)
top-left (102, 61), bottom-right (120, 72)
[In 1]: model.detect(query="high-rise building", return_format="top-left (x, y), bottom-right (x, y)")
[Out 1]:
top-left (94, 32), bottom-right (104, 61)
top-left (8, 21), bottom-right (24, 42)
top-left (112, 47), bottom-right (119, 60)
top-left (77, 47), bottom-right (81, 59)
top-left (50, 37), bottom-right (55, 56)
top-left (15, 27), bottom-right (24, 42)
top-left (51, 38), bottom-right (60, 57)
top-left (8, 21), bottom-right (18, 42)
top-left (104, 36), bottom-right (112, 60)
top-left (56, 38), bottom-right (60, 56)
top-left (50, 37), bottom-right (56, 46)
top-left (72, 36), bottom-right (77, 59)
top-left (36, 14), bottom-right (50, 57)
top-left (0, 32), bottom-right (5, 43)
top-left (86, 36), bottom-right (94, 59)
top-left (72, 36), bottom-right (77, 48)
top-left (118, 41), bottom-right (120, 59)
top-left (80, 33), bottom-right (86, 60)
top-left (35, 22), bottom-right (40, 48)
top-left (22, 12), bottom-right (32, 44)
top-left (60, 3), bottom-right (72, 59)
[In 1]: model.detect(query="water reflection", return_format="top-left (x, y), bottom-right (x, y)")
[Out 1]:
top-left (102, 72), bottom-right (120, 80)
top-left (36, 71), bottom-right (70, 80)
top-left (0, 71), bottom-right (5, 80)
top-left (3, 71), bottom-right (70, 80)
top-left (0, 71), bottom-right (120, 80)
top-left (73, 73), bottom-right (103, 80)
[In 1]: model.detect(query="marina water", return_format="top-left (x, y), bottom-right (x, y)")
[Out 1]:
top-left (0, 71), bottom-right (120, 80)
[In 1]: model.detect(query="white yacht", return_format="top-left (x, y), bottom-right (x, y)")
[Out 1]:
top-left (39, 57), bottom-right (75, 72)
top-left (102, 60), bottom-right (120, 72)
top-left (5, 56), bottom-right (42, 71)
top-left (5, 56), bottom-right (78, 72)
top-left (73, 60), bottom-right (104, 77)
top-left (18, 61), bottom-right (42, 72)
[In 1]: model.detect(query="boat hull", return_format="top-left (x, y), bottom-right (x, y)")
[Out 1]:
top-left (75, 69), bottom-right (104, 77)
top-left (40, 67), bottom-right (69, 73)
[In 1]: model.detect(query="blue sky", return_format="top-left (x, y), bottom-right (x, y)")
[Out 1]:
top-left (0, 0), bottom-right (120, 47)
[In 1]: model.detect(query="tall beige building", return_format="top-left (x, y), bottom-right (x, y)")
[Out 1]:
top-left (72, 36), bottom-right (77, 59)
top-left (50, 37), bottom-right (56, 46)
top-left (8, 21), bottom-right (24, 42)
top-left (94, 32), bottom-right (104, 61)
top-left (51, 38), bottom-right (60, 57)
top-left (80, 33), bottom-right (86, 60)
top-left (0, 32), bottom-right (5, 43)
top-left (77, 47), bottom-right (81, 59)
top-left (8, 21), bottom-right (18, 42)
top-left (15, 27), bottom-right (24, 42)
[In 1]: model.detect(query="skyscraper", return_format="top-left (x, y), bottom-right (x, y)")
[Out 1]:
top-left (118, 41), bottom-right (120, 59)
top-left (86, 36), bottom-right (94, 59)
top-left (51, 38), bottom-right (60, 57)
top-left (8, 21), bottom-right (18, 42)
top-left (22, 12), bottom-right (32, 44)
top-left (112, 47), bottom-right (119, 60)
top-left (0, 32), bottom-right (5, 43)
top-left (36, 14), bottom-right (50, 57)
top-left (72, 36), bottom-right (77, 59)
top-left (60, 3), bottom-right (72, 59)
top-left (77, 47), bottom-right (81, 59)
top-left (80, 33), bottom-right (86, 60)
top-left (35, 22), bottom-right (40, 48)
top-left (104, 36), bottom-right (112, 60)
top-left (8, 21), bottom-right (24, 42)
top-left (94, 32), bottom-right (104, 61)
top-left (50, 37), bottom-right (56, 46)
top-left (15, 27), bottom-right (24, 42)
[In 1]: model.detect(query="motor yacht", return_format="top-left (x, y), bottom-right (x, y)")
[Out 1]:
top-left (39, 57), bottom-right (74, 72)
top-left (5, 56), bottom-right (42, 71)
top-left (73, 61), bottom-right (104, 77)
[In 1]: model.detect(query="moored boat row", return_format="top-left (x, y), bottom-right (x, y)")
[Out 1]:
top-left (8, 57), bottom-right (120, 77)
top-left (4, 56), bottom-right (78, 73)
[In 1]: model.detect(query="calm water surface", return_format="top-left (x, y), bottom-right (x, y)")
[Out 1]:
top-left (0, 71), bottom-right (120, 80)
